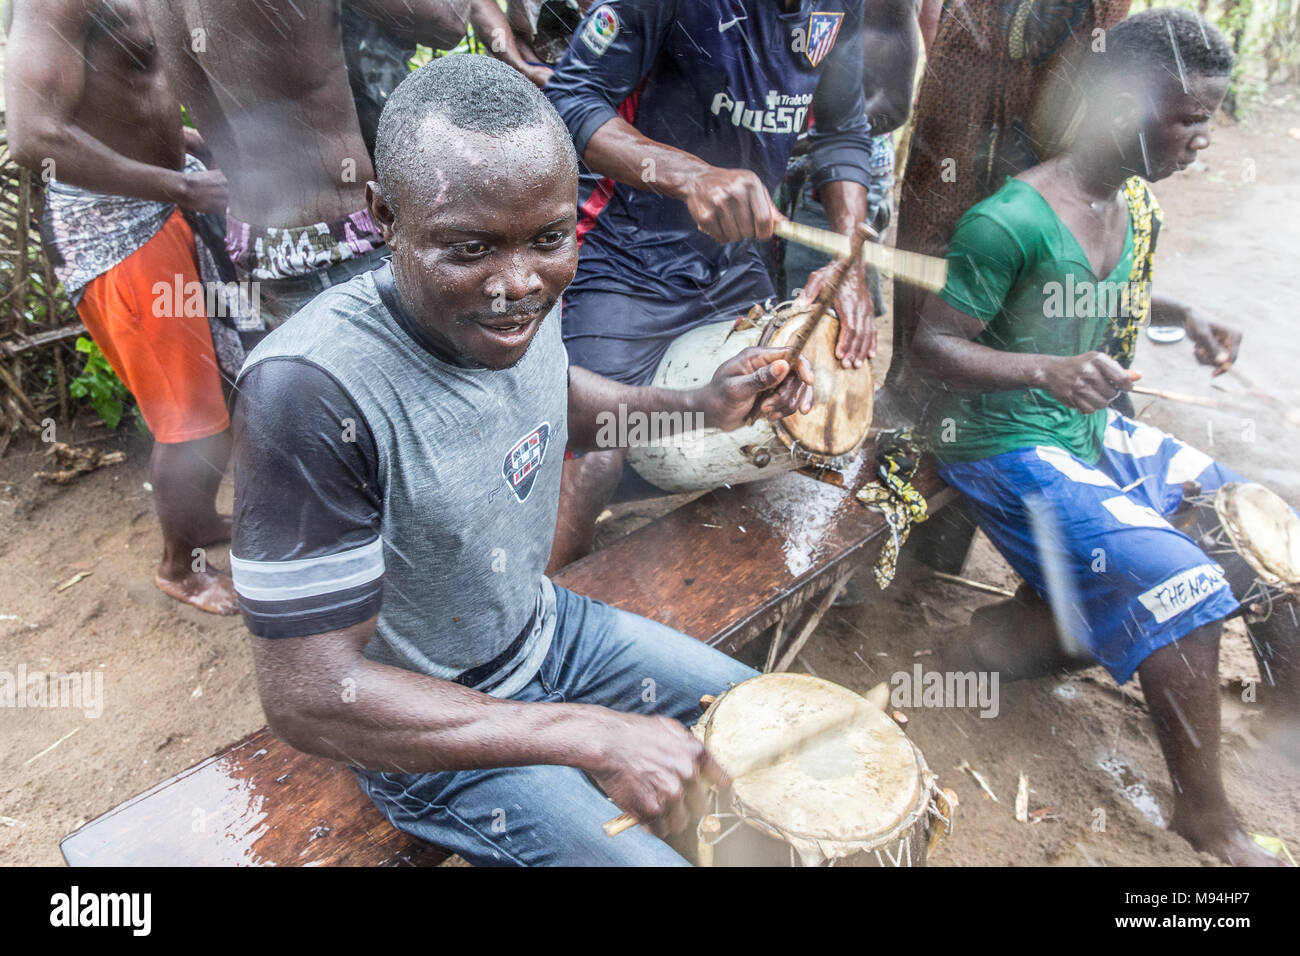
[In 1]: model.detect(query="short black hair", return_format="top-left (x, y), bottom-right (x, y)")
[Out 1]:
top-left (375, 54), bottom-right (577, 212)
top-left (1090, 8), bottom-right (1235, 91)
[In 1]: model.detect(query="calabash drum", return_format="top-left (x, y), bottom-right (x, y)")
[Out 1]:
top-left (625, 300), bottom-right (874, 493)
top-left (691, 673), bottom-right (949, 867)
top-left (1189, 482), bottom-right (1300, 622)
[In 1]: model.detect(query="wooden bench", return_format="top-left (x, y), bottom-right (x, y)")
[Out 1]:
top-left (61, 432), bottom-right (954, 867)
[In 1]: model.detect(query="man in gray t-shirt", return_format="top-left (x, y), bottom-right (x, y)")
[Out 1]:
top-left (231, 55), bottom-right (815, 865)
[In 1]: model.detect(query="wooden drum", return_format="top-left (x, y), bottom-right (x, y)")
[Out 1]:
top-left (1188, 481), bottom-right (1300, 621)
top-left (626, 300), bottom-right (874, 493)
top-left (691, 673), bottom-right (949, 867)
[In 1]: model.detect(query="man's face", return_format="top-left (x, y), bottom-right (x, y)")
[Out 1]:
top-left (372, 120), bottom-right (578, 370)
top-left (1134, 72), bottom-right (1230, 182)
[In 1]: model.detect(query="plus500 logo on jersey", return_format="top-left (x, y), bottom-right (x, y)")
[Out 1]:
top-left (710, 90), bottom-right (812, 135)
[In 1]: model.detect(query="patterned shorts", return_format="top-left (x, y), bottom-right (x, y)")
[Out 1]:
top-left (225, 208), bottom-right (385, 282)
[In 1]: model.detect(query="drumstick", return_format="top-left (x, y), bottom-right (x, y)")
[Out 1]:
top-left (775, 219), bottom-right (949, 292)
top-left (1224, 367), bottom-right (1300, 427)
top-left (602, 696), bottom-right (874, 837)
top-left (741, 224), bottom-right (870, 427)
top-left (780, 222), bottom-right (873, 367)
top-left (1130, 383), bottom-right (1300, 427)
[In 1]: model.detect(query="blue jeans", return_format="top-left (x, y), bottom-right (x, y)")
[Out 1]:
top-left (354, 586), bottom-right (759, 866)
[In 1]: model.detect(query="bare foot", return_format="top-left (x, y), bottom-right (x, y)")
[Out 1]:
top-left (194, 514), bottom-right (233, 548)
top-left (1171, 812), bottom-right (1287, 866)
top-left (155, 568), bottom-right (239, 615)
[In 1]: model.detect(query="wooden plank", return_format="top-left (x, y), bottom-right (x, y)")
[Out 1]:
top-left (554, 461), bottom-right (951, 654)
top-left (60, 728), bottom-right (447, 867)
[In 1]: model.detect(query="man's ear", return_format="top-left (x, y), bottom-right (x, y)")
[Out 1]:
top-left (366, 181), bottom-right (398, 246)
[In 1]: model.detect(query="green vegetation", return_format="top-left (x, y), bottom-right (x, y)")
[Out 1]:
top-left (67, 337), bottom-right (134, 431)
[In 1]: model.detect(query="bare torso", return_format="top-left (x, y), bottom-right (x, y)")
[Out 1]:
top-left (70, 0), bottom-right (186, 174)
top-left (142, 0), bottom-right (374, 226)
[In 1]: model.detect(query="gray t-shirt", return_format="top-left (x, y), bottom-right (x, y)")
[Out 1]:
top-left (231, 263), bottom-right (568, 697)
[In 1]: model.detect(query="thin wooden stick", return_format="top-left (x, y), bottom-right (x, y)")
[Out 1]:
top-left (1131, 384), bottom-right (1248, 413)
top-left (780, 222), bottom-right (873, 368)
top-left (741, 223), bottom-right (870, 427)
top-left (932, 571), bottom-right (1017, 599)
top-left (1224, 367), bottom-right (1300, 427)
top-left (775, 219), bottom-right (949, 292)
top-left (1132, 384), bottom-right (1300, 428)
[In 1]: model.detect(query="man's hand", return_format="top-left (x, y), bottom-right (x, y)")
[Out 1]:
top-left (697, 346), bottom-right (815, 431)
top-left (173, 168), bottom-right (230, 214)
top-left (682, 167), bottom-right (784, 243)
top-left (471, 0), bottom-right (553, 88)
top-left (1185, 314), bottom-right (1241, 377)
top-left (589, 712), bottom-right (724, 838)
top-left (1039, 351), bottom-right (1139, 413)
top-left (798, 262), bottom-right (876, 368)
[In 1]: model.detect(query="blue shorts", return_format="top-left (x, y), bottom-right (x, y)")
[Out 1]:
top-left (939, 411), bottom-right (1244, 683)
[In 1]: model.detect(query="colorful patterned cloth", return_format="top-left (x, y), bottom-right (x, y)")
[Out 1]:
top-left (1102, 176), bottom-right (1163, 368)
top-left (856, 427), bottom-right (930, 588)
top-left (225, 208), bottom-right (386, 283)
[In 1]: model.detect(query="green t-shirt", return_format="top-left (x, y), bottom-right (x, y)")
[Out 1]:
top-left (930, 178), bottom-right (1135, 465)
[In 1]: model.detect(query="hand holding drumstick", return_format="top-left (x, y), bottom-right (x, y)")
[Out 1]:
top-left (590, 712), bottom-right (728, 839)
top-left (741, 222), bottom-right (874, 426)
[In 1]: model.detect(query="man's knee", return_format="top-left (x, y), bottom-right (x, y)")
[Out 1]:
top-left (565, 447), bottom-right (628, 496)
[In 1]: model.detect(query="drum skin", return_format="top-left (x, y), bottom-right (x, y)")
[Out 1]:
top-left (694, 673), bottom-right (936, 867)
top-left (1213, 483), bottom-right (1300, 592)
top-left (626, 303), bottom-right (873, 493)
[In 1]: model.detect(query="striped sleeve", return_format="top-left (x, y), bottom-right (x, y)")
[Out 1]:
top-left (231, 357), bottom-right (384, 638)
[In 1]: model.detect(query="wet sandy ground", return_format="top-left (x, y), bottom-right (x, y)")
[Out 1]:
top-left (2, 94), bottom-right (1299, 867)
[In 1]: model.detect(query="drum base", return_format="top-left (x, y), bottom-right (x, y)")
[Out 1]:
top-left (697, 817), bottom-right (932, 867)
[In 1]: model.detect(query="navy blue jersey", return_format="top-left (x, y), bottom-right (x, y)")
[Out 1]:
top-left (544, 0), bottom-right (873, 310)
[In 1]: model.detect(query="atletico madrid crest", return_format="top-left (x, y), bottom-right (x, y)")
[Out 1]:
top-left (805, 11), bottom-right (844, 67)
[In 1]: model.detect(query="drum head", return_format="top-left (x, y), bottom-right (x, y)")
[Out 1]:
top-left (764, 306), bottom-right (873, 461)
top-left (699, 673), bottom-right (923, 846)
top-left (1214, 482), bottom-right (1300, 588)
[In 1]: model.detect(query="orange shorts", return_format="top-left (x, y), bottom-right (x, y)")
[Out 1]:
top-left (77, 208), bottom-right (230, 444)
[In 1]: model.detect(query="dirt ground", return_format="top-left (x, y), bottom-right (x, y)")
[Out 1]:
top-left (3, 93), bottom-right (1299, 868)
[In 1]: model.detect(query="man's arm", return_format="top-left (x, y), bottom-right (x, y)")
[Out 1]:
top-left (913, 292), bottom-right (1135, 413)
top-left (565, 349), bottom-right (815, 454)
top-left (348, 0), bottom-right (552, 87)
top-left (861, 0), bottom-right (921, 133)
top-left (251, 616), bottom-right (717, 836)
top-left (543, 0), bottom-right (784, 244)
top-left (3, 0), bottom-right (223, 208)
top-left (798, 9), bottom-right (879, 365)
